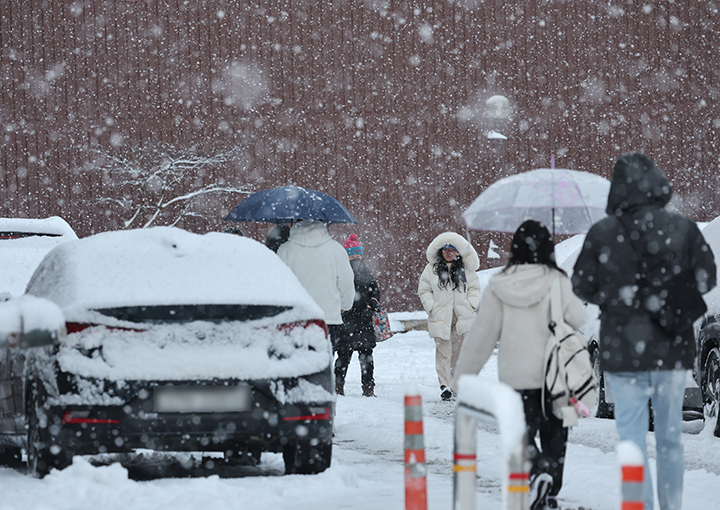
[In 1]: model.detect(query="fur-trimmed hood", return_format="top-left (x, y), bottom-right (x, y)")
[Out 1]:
top-left (425, 232), bottom-right (480, 272)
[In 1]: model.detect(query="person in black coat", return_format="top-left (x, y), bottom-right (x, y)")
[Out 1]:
top-left (335, 234), bottom-right (381, 397)
top-left (571, 152), bottom-right (716, 510)
top-left (265, 223), bottom-right (291, 253)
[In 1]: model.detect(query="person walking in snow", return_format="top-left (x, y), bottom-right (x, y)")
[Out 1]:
top-left (571, 152), bottom-right (717, 510)
top-left (453, 220), bottom-right (586, 510)
top-left (418, 231), bottom-right (481, 401)
top-left (277, 220), bottom-right (355, 352)
top-left (335, 234), bottom-right (381, 397)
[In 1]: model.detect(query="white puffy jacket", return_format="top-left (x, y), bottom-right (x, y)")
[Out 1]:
top-left (277, 221), bottom-right (355, 325)
top-left (417, 232), bottom-right (482, 340)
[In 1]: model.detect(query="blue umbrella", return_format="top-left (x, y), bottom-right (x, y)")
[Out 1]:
top-left (225, 185), bottom-right (359, 224)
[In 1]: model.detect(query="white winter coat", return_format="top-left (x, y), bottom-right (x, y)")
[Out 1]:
top-left (277, 221), bottom-right (355, 325)
top-left (417, 232), bottom-right (482, 340)
top-left (453, 264), bottom-right (586, 390)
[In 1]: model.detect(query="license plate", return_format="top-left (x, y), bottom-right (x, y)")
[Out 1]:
top-left (153, 385), bottom-right (251, 413)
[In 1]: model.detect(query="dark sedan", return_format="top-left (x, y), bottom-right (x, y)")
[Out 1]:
top-left (0, 227), bottom-right (335, 477)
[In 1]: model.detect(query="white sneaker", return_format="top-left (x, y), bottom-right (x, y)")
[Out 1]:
top-left (530, 473), bottom-right (553, 510)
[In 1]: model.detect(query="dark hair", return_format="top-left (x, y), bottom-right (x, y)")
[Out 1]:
top-left (504, 220), bottom-right (565, 274)
top-left (433, 249), bottom-right (467, 291)
top-left (224, 227), bottom-right (244, 236)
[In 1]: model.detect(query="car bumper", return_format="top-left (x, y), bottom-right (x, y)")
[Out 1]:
top-left (49, 401), bottom-right (334, 455)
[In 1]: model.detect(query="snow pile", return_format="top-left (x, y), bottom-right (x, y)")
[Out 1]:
top-left (0, 295), bottom-right (65, 343)
top-left (56, 320), bottom-right (331, 382)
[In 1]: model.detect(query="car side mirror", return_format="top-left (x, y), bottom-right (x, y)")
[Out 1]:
top-left (0, 295), bottom-right (66, 348)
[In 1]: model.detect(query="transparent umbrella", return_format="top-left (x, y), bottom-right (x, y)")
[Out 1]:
top-left (462, 168), bottom-right (611, 236)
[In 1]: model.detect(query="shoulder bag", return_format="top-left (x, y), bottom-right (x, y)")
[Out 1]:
top-left (543, 277), bottom-right (598, 426)
top-left (371, 299), bottom-right (393, 342)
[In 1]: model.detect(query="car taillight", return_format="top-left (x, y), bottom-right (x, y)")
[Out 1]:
top-left (66, 323), bottom-right (92, 334)
top-left (61, 411), bottom-right (119, 425)
top-left (66, 322), bottom-right (145, 334)
top-left (279, 319), bottom-right (328, 338)
top-left (282, 407), bottom-right (331, 422)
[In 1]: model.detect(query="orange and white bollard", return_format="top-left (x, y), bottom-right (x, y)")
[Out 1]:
top-left (404, 393), bottom-right (428, 510)
top-left (618, 440), bottom-right (645, 510)
top-left (453, 376), bottom-right (528, 510)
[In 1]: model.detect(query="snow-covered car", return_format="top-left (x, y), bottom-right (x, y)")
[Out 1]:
top-left (694, 216), bottom-right (720, 436)
top-left (556, 235), bottom-right (704, 423)
top-left (0, 227), bottom-right (334, 477)
top-left (0, 217), bottom-right (77, 467)
top-left (0, 216), bottom-right (77, 300)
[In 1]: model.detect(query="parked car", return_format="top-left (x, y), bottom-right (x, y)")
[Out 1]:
top-left (0, 217), bottom-right (77, 466)
top-left (0, 216), bottom-right (77, 300)
top-left (555, 235), bottom-right (705, 423)
top-left (0, 227), bottom-right (334, 477)
top-left (694, 216), bottom-right (720, 436)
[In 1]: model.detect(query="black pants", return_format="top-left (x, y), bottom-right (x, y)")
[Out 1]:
top-left (334, 344), bottom-right (375, 395)
top-left (328, 325), bottom-right (343, 354)
top-left (519, 389), bottom-right (568, 497)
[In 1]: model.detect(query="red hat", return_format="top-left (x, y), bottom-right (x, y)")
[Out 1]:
top-left (343, 234), bottom-right (363, 256)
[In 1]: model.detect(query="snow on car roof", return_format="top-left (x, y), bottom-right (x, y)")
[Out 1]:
top-left (0, 217), bottom-right (78, 299)
top-left (26, 227), bottom-right (324, 323)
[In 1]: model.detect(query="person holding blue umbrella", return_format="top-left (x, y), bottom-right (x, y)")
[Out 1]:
top-left (277, 220), bottom-right (355, 353)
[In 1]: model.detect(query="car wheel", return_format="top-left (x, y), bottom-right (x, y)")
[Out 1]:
top-left (283, 439), bottom-right (332, 475)
top-left (26, 380), bottom-right (72, 478)
top-left (702, 347), bottom-right (720, 419)
top-left (591, 347), bottom-right (614, 419)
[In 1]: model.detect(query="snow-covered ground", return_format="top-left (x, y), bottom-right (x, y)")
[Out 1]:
top-left (2, 312), bottom-right (719, 510)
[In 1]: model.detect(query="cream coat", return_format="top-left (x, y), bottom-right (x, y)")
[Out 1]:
top-left (453, 264), bottom-right (586, 390)
top-left (277, 220), bottom-right (355, 325)
top-left (417, 232), bottom-right (482, 340)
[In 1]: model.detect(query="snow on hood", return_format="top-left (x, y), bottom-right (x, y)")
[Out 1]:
top-left (25, 227), bottom-right (325, 323)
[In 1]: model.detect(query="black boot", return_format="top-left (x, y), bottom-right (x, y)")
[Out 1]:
top-left (360, 349), bottom-right (375, 397)
top-left (362, 381), bottom-right (375, 397)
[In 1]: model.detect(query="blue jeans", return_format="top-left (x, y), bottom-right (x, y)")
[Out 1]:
top-left (605, 370), bottom-right (686, 510)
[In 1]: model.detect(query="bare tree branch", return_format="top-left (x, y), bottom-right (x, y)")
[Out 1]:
top-left (85, 143), bottom-right (253, 229)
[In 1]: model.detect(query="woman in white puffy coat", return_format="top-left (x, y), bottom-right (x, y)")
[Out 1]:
top-left (417, 232), bottom-right (481, 400)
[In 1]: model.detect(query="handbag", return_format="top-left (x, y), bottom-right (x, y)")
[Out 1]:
top-left (543, 277), bottom-right (598, 426)
top-left (371, 301), bottom-right (393, 342)
top-left (618, 215), bottom-right (707, 336)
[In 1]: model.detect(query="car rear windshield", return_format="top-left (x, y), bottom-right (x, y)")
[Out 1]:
top-left (95, 304), bottom-right (292, 324)
top-left (0, 232), bottom-right (62, 239)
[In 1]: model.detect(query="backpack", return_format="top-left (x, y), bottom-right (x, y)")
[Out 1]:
top-left (542, 277), bottom-right (598, 427)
